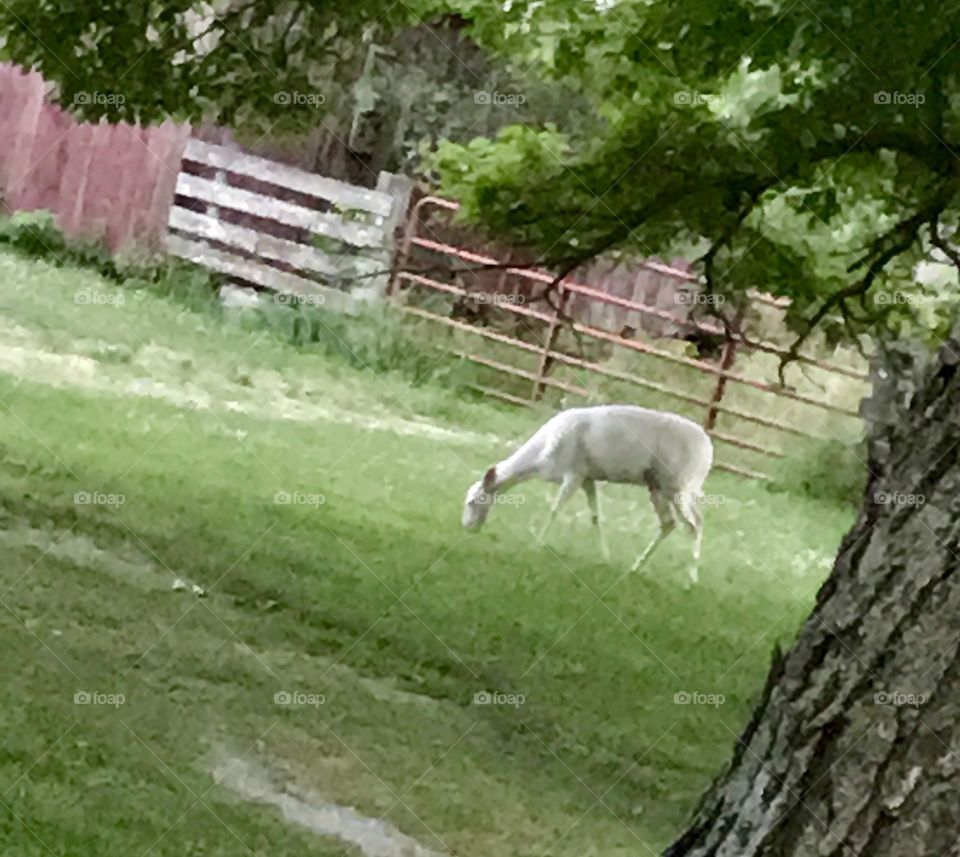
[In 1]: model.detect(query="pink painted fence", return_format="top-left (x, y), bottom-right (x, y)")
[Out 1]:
top-left (0, 64), bottom-right (190, 252)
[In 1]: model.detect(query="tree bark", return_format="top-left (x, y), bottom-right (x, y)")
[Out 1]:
top-left (665, 335), bottom-right (960, 857)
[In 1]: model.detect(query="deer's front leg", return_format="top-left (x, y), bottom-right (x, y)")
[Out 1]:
top-left (537, 474), bottom-right (582, 543)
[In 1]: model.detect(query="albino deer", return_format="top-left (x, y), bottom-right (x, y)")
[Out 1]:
top-left (462, 405), bottom-right (713, 583)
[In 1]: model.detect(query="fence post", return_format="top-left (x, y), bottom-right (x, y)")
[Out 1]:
top-left (532, 280), bottom-right (566, 401)
top-left (369, 170), bottom-right (413, 302)
top-left (385, 183), bottom-right (421, 300)
top-left (704, 309), bottom-right (745, 431)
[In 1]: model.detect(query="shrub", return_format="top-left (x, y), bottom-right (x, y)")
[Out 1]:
top-left (0, 210), bottom-right (109, 268)
top-left (767, 436), bottom-right (867, 509)
top-left (0, 211), bottom-right (222, 309)
top-left (247, 299), bottom-right (479, 389)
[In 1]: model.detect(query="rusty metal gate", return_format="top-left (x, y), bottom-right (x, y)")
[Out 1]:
top-left (390, 196), bottom-right (869, 480)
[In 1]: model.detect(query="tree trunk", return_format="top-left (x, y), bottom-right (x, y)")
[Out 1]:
top-left (665, 336), bottom-right (960, 857)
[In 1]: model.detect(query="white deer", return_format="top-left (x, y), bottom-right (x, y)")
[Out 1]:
top-left (462, 405), bottom-right (713, 583)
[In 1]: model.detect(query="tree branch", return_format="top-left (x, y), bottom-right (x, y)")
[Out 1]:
top-left (778, 182), bottom-right (960, 384)
top-left (929, 213), bottom-right (960, 270)
top-left (187, 0), bottom-right (259, 46)
top-left (279, 2), bottom-right (306, 51)
top-left (698, 177), bottom-right (779, 341)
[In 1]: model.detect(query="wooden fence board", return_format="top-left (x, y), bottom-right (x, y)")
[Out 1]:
top-left (15, 103), bottom-right (71, 213)
top-left (106, 124), bottom-right (145, 250)
top-left (164, 234), bottom-right (354, 312)
top-left (124, 126), bottom-right (166, 251)
top-left (143, 122), bottom-right (192, 246)
top-left (175, 173), bottom-right (385, 248)
top-left (4, 69), bottom-right (45, 211)
top-left (168, 207), bottom-right (380, 278)
top-left (56, 123), bottom-right (95, 238)
top-left (0, 65), bottom-right (19, 186)
top-left (75, 121), bottom-right (118, 244)
top-left (182, 138), bottom-right (394, 218)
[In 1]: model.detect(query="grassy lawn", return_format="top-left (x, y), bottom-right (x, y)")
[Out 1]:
top-left (0, 252), bottom-right (852, 855)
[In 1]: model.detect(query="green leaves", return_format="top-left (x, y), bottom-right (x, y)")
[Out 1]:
top-left (429, 0), bottom-right (960, 345)
top-left (0, 0), bottom-right (413, 128)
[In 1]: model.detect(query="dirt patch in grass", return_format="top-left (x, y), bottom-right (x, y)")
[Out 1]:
top-left (212, 753), bottom-right (447, 857)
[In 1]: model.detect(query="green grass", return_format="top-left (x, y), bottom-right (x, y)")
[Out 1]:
top-left (0, 251), bottom-right (852, 855)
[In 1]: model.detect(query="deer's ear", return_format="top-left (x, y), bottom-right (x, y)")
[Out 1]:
top-left (482, 466), bottom-right (497, 490)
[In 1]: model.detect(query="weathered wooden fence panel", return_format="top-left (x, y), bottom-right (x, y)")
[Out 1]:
top-left (0, 63), bottom-right (190, 250)
top-left (165, 137), bottom-right (411, 309)
top-left (184, 139), bottom-right (395, 218)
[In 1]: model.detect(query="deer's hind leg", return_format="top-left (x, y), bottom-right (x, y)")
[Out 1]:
top-left (583, 479), bottom-right (610, 560)
top-left (673, 491), bottom-right (704, 584)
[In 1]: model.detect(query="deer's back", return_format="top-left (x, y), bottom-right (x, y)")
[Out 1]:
top-left (538, 405), bottom-right (712, 489)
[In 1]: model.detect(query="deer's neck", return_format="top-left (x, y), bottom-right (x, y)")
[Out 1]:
top-left (491, 434), bottom-right (543, 491)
